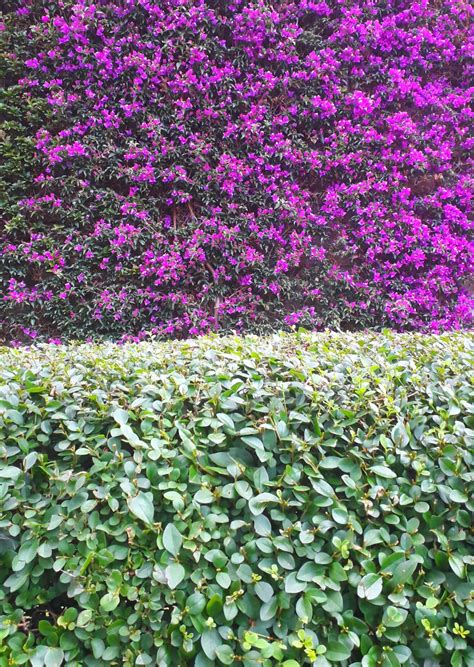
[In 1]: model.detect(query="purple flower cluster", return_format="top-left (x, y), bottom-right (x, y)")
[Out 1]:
top-left (1, 0), bottom-right (473, 342)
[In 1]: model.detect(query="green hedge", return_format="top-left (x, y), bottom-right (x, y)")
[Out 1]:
top-left (0, 332), bottom-right (473, 667)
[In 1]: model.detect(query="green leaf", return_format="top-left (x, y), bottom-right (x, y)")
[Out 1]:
top-left (0, 332), bottom-right (472, 667)
top-left (4, 571), bottom-right (29, 592)
top-left (127, 492), bottom-right (154, 525)
top-left (6, 409), bottom-right (24, 426)
top-left (120, 423), bottom-right (142, 445)
top-left (76, 610), bottom-right (93, 627)
top-left (38, 620), bottom-right (54, 637)
top-left (163, 490), bottom-right (185, 511)
top-left (206, 593), bottom-right (223, 616)
top-left (255, 581), bottom-right (273, 602)
top-left (242, 435), bottom-right (265, 451)
top-left (100, 592), bottom-right (120, 611)
top-left (383, 605), bottom-right (408, 627)
top-left (91, 639), bottom-right (105, 659)
top-left (448, 554), bottom-right (465, 578)
top-left (235, 480), bottom-right (253, 499)
top-left (201, 629), bottom-right (220, 659)
top-left (162, 523), bottom-right (182, 556)
top-left (217, 413), bottom-right (234, 429)
top-left (326, 641), bottom-right (352, 661)
top-left (449, 489), bottom-right (468, 503)
top-left (24, 451), bottom-right (38, 470)
top-left (296, 596), bottom-right (313, 621)
top-left (195, 653), bottom-right (215, 667)
top-left (249, 492), bottom-right (279, 516)
top-left (25, 381), bottom-right (46, 394)
top-left (311, 478), bottom-right (334, 497)
top-left (30, 647), bottom-right (64, 667)
top-left (393, 646), bottom-right (412, 664)
top-left (216, 571), bottom-right (231, 589)
top-left (322, 590), bottom-right (343, 613)
top-left (215, 645), bottom-right (234, 664)
top-left (0, 466), bottom-right (21, 481)
top-left (285, 572), bottom-right (307, 594)
top-left (357, 574), bottom-right (383, 600)
top-left (297, 562), bottom-right (319, 581)
top-left (187, 592), bottom-right (206, 615)
top-left (260, 597), bottom-right (278, 621)
top-left (0, 532), bottom-right (17, 554)
top-left (112, 407), bottom-right (129, 425)
top-left (195, 488), bottom-right (214, 504)
top-left (370, 465), bottom-right (397, 479)
top-left (166, 563), bottom-right (185, 589)
top-left (392, 559), bottom-right (418, 585)
top-left (332, 507), bottom-right (348, 524)
top-left (391, 422), bottom-right (409, 447)
top-left (13, 538), bottom-right (39, 570)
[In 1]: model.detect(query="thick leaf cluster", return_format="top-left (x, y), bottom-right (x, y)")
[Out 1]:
top-left (0, 1), bottom-right (473, 343)
top-left (0, 332), bottom-right (473, 666)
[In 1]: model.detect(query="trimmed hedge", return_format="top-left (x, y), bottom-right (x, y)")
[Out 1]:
top-left (0, 332), bottom-right (473, 667)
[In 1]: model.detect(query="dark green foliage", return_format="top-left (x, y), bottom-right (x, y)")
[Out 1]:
top-left (0, 332), bottom-right (473, 666)
top-left (0, 11), bottom-right (55, 237)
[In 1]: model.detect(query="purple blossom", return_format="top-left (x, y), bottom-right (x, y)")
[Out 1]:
top-left (0, 0), bottom-right (472, 343)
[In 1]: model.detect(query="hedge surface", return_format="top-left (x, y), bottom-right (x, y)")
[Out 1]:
top-left (0, 332), bottom-right (473, 666)
top-left (1, 1), bottom-right (473, 343)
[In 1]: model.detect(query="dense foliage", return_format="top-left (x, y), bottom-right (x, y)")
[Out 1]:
top-left (0, 332), bottom-right (473, 666)
top-left (0, 1), bottom-right (473, 343)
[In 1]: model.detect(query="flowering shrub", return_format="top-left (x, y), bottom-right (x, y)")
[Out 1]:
top-left (0, 0), bottom-right (473, 342)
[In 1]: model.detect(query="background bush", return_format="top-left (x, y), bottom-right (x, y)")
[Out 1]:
top-left (0, 332), bottom-right (473, 666)
top-left (0, 1), bottom-right (473, 343)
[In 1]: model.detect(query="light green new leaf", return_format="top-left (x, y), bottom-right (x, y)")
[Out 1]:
top-left (100, 592), bottom-right (120, 612)
top-left (383, 605), bottom-right (409, 627)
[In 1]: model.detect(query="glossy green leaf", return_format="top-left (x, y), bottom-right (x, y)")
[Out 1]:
top-left (201, 629), bottom-right (221, 659)
top-left (127, 492), bottom-right (154, 525)
top-left (357, 574), bottom-right (383, 600)
top-left (162, 523), bottom-right (182, 556)
top-left (215, 645), bottom-right (234, 664)
top-left (166, 563), bottom-right (185, 589)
